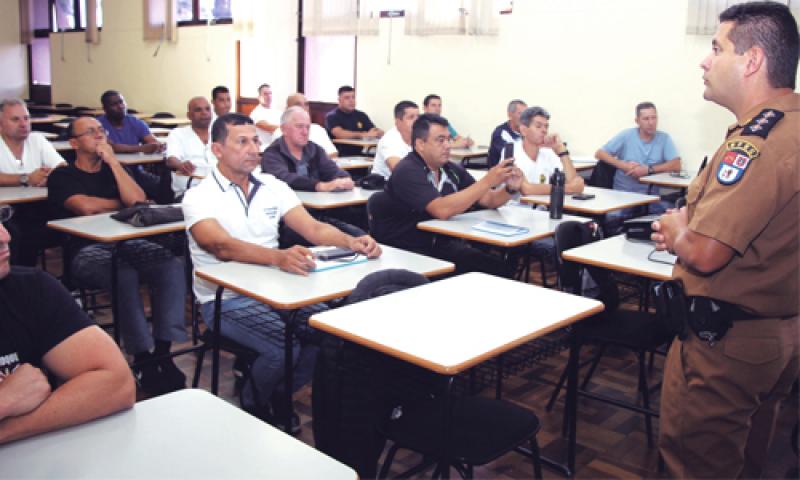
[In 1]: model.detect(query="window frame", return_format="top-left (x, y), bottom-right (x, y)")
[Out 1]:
top-left (176, 0), bottom-right (233, 27)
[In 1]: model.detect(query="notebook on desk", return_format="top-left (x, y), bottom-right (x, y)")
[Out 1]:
top-left (310, 246), bottom-right (368, 272)
top-left (471, 220), bottom-right (530, 237)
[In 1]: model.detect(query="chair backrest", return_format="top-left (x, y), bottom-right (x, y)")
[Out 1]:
top-left (366, 190), bottom-right (399, 241)
top-left (554, 221), bottom-right (620, 313)
top-left (152, 112), bottom-right (175, 119)
top-left (588, 160), bottom-right (617, 188)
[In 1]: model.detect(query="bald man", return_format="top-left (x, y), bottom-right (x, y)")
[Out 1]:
top-left (273, 93), bottom-right (338, 158)
top-left (165, 96), bottom-right (217, 199)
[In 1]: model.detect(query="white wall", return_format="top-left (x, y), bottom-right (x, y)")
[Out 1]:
top-left (49, 0), bottom-right (296, 115)
top-left (0, 0), bottom-right (29, 100)
top-left (355, 0), bottom-right (800, 171)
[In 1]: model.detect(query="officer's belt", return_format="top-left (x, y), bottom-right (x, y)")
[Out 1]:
top-left (687, 296), bottom-right (759, 321)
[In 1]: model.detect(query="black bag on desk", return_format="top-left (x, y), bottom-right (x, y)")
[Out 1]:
top-left (357, 173), bottom-right (386, 190)
top-left (111, 203), bottom-right (184, 227)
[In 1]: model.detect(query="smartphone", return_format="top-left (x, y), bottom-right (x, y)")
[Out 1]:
top-left (572, 193), bottom-right (596, 201)
top-left (503, 143), bottom-right (514, 166)
top-left (315, 247), bottom-right (357, 261)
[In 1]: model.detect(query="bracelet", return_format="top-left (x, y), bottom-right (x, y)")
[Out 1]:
top-left (557, 150), bottom-right (570, 157)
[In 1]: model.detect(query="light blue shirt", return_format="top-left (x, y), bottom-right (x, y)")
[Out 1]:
top-left (601, 128), bottom-right (678, 193)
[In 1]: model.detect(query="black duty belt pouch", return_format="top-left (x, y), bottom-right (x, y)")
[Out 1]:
top-left (652, 280), bottom-right (690, 340)
top-left (111, 203), bottom-right (184, 227)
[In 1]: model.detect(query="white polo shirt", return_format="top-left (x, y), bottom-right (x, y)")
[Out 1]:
top-left (165, 125), bottom-right (217, 198)
top-left (273, 123), bottom-right (337, 157)
top-left (249, 104), bottom-right (282, 149)
top-left (371, 127), bottom-right (411, 180)
top-left (182, 166), bottom-right (301, 303)
top-left (511, 139), bottom-right (564, 186)
top-left (0, 132), bottom-right (65, 174)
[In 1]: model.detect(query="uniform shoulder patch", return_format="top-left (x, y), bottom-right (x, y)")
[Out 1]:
top-left (741, 108), bottom-right (784, 139)
top-left (717, 139), bottom-right (759, 186)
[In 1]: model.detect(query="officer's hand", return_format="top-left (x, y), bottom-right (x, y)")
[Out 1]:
top-left (177, 161), bottom-right (196, 176)
top-left (276, 245), bottom-right (316, 276)
top-left (484, 158), bottom-right (515, 187)
top-left (651, 207), bottom-right (688, 253)
top-left (348, 235), bottom-right (382, 258)
top-left (335, 177), bottom-right (355, 191)
top-left (0, 364), bottom-right (52, 420)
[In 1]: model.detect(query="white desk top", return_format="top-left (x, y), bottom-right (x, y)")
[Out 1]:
top-left (310, 272), bottom-right (604, 375)
top-left (639, 172), bottom-right (694, 189)
top-left (0, 389), bottom-right (357, 480)
top-left (195, 244), bottom-right (454, 310)
top-left (562, 234), bottom-right (675, 281)
top-left (0, 186), bottom-right (48, 205)
top-left (336, 156), bottom-right (373, 170)
top-left (41, 131), bottom-right (58, 140)
top-left (295, 187), bottom-right (375, 210)
top-left (48, 210), bottom-right (184, 243)
top-left (571, 156), bottom-right (598, 171)
top-left (116, 152), bottom-right (165, 165)
top-left (332, 137), bottom-right (379, 148)
top-left (147, 117), bottom-right (191, 127)
top-left (520, 186), bottom-right (659, 215)
top-left (450, 147), bottom-right (489, 160)
top-left (418, 205), bottom-right (590, 248)
top-left (51, 140), bottom-right (73, 151)
top-left (30, 114), bottom-right (67, 124)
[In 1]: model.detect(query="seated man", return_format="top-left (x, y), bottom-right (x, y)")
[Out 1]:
top-left (595, 101), bottom-right (681, 223)
top-left (513, 106), bottom-right (584, 195)
top-left (488, 99), bottom-right (527, 167)
top-left (165, 96), bottom-right (216, 199)
top-left (377, 113), bottom-right (521, 278)
top-left (0, 99), bottom-right (66, 266)
top-left (97, 90), bottom-right (164, 199)
top-left (423, 94), bottom-right (473, 148)
top-left (273, 93), bottom-right (338, 158)
top-left (0, 213), bottom-right (135, 445)
top-left (325, 85), bottom-right (383, 157)
top-left (249, 83), bottom-right (281, 149)
top-left (48, 117), bottom-right (188, 395)
top-left (211, 85), bottom-right (232, 122)
top-left (262, 106), bottom-right (352, 192)
top-left (182, 113), bottom-right (381, 427)
top-left (371, 100), bottom-right (418, 180)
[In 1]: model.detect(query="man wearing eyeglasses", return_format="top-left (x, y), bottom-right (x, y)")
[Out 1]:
top-left (0, 99), bottom-right (66, 267)
top-left (47, 116), bottom-right (188, 396)
top-left (0, 207), bottom-right (135, 445)
top-left (375, 113), bottom-right (522, 277)
top-left (165, 97), bottom-right (216, 200)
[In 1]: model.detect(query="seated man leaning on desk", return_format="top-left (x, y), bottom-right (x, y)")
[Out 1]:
top-left (595, 101), bottom-right (681, 224)
top-left (325, 85), bottom-right (384, 157)
top-left (371, 100), bottom-right (419, 181)
top-left (0, 98), bottom-right (66, 267)
top-left (47, 117), bottom-right (188, 395)
top-left (165, 96), bottom-right (216, 200)
top-left (0, 215), bottom-right (135, 445)
top-left (374, 113), bottom-right (521, 278)
top-left (182, 113), bottom-right (381, 427)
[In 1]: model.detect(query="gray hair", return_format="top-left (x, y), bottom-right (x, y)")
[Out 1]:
top-left (506, 99), bottom-right (527, 115)
top-left (0, 99), bottom-right (26, 114)
top-left (280, 105), bottom-right (308, 125)
top-left (519, 106), bottom-right (550, 127)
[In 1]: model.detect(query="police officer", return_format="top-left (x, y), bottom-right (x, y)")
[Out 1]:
top-left (652, 2), bottom-right (799, 478)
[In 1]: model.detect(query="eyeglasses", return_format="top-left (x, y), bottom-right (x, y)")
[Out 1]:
top-left (72, 127), bottom-right (108, 138)
top-left (0, 205), bottom-right (14, 223)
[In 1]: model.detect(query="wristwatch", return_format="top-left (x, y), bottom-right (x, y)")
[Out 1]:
top-left (557, 149), bottom-right (570, 157)
top-left (19, 173), bottom-right (29, 187)
top-left (647, 165), bottom-right (655, 175)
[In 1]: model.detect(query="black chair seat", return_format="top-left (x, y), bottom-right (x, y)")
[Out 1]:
top-left (382, 395), bottom-right (541, 465)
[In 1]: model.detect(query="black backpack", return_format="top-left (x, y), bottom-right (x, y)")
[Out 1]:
top-left (311, 269), bottom-right (429, 479)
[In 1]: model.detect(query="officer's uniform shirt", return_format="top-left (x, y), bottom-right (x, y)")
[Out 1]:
top-left (675, 93), bottom-right (799, 318)
top-left (182, 166), bottom-right (301, 303)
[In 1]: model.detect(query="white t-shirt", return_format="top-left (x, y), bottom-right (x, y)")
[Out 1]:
top-left (371, 127), bottom-right (411, 180)
top-left (182, 166), bottom-right (301, 303)
top-left (273, 123), bottom-right (337, 157)
top-left (249, 104), bottom-right (282, 150)
top-left (165, 126), bottom-right (217, 197)
top-left (0, 132), bottom-right (65, 174)
top-left (511, 139), bottom-right (564, 186)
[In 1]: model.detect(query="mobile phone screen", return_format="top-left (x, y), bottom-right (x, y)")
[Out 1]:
top-left (503, 143), bottom-right (514, 161)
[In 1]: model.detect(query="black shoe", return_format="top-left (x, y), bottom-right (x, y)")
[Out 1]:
top-left (135, 363), bottom-right (164, 396)
top-left (272, 412), bottom-right (301, 435)
top-left (159, 358), bottom-right (186, 393)
top-left (270, 390), bottom-right (301, 435)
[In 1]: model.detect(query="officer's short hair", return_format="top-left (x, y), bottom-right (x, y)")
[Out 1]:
top-left (520, 107), bottom-right (550, 127)
top-left (636, 102), bottom-right (657, 117)
top-left (423, 94), bottom-right (441, 107)
top-left (394, 100), bottom-right (418, 120)
top-left (280, 105), bottom-right (307, 125)
top-left (211, 85), bottom-right (229, 100)
top-left (412, 113), bottom-right (449, 147)
top-left (719, 1), bottom-right (799, 89)
top-left (0, 99), bottom-right (26, 114)
top-left (212, 113), bottom-right (254, 143)
top-left (338, 85), bottom-right (355, 96)
top-left (507, 99), bottom-right (527, 115)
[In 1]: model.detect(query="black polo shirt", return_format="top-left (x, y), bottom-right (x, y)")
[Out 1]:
top-left (381, 151), bottom-right (475, 251)
top-left (325, 108), bottom-right (376, 156)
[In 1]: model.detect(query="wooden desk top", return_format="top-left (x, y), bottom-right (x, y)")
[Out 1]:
top-left (571, 156), bottom-right (598, 171)
top-left (195, 244), bottom-right (454, 310)
top-left (48, 210), bottom-right (184, 243)
top-left (310, 272), bottom-right (604, 375)
top-left (639, 172), bottom-right (694, 189)
top-left (150, 127), bottom-right (172, 137)
top-left (418, 205), bottom-right (590, 248)
top-left (0, 187), bottom-right (48, 205)
top-left (561, 234), bottom-right (675, 281)
top-left (30, 114), bottom-right (67, 124)
top-left (0, 389), bottom-right (357, 480)
top-left (450, 147), bottom-right (489, 160)
top-left (520, 186), bottom-right (659, 215)
top-left (147, 117), bottom-right (191, 127)
top-left (336, 156), bottom-right (373, 170)
top-left (50, 140), bottom-right (73, 152)
top-left (332, 137), bottom-right (379, 148)
top-left (295, 187), bottom-right (375, 210)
